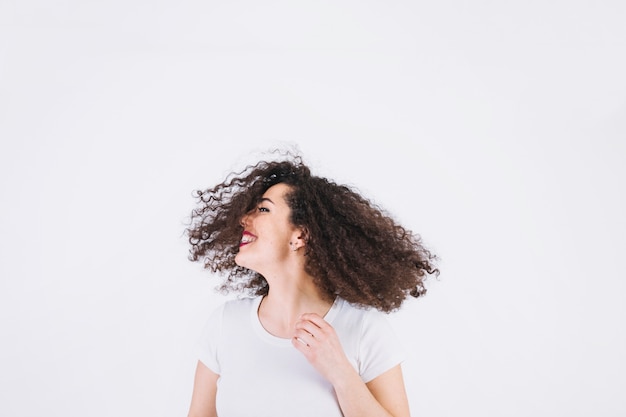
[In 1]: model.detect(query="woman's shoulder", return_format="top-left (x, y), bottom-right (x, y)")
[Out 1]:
top-left (333, 298), bottom-right (392, 329)
top-left (204, 295), bottom-right (259, 319)
top-left (218, 295), bottom-right (261, 315)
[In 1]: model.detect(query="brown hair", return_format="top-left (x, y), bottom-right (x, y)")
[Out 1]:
top-left (186, 151), bottom-right (439, 312)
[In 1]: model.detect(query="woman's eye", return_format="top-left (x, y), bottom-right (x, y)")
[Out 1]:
top-left (258, 207), bottom-right (269, 213)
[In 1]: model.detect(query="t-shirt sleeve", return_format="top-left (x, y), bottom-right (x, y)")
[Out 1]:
top-left (196, 303), bottom-right (225, 375)
top-left (358, 311), bottom-right (406, 383)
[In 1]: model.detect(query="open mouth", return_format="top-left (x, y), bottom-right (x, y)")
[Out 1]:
top-left (240, 231), bottom-right (257, 247)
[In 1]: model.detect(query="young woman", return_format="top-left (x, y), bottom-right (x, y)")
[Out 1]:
top-left (186, 152), bottom-right (438, 417)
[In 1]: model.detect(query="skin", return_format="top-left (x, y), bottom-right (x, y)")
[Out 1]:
top-left (187, 183), bottom-right (411, 417)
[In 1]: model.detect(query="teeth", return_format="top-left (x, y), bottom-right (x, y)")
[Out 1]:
top-left (241, 235), bottom-right (256, 243)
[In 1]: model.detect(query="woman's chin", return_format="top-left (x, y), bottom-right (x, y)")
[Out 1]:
top-left (234, 253), bottom-right (251, 269)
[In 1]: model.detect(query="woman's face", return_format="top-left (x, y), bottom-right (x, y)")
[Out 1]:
top-left (234, 183), bottom-right (301, 273)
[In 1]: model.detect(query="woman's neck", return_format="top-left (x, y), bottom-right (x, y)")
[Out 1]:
top-left (257, 278), bottom-right (333, 339)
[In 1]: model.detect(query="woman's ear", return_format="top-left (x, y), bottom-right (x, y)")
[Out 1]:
top-left (290, 227), bottom-right (309, 251)
top-left (297, 227), bottom-right (310, 245)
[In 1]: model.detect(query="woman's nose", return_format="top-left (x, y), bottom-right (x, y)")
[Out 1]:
top-left (240, 213), bottom-right (250, 228)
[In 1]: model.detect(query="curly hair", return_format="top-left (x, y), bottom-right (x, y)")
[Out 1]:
top-left (186, 151), bottom-right (439, 313)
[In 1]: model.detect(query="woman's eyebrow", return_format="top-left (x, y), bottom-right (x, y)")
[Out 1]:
top-left (259, 197), bottom-right (275, 205)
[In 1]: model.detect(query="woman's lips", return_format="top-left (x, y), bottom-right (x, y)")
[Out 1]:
top-left (239, 231), bottom-right (257, 247)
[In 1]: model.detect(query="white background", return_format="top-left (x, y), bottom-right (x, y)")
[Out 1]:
top-left (1, 1), bottom-right (625, 416)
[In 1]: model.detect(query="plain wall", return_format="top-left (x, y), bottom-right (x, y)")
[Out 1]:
top-left (1, 1), bottom-right (625, 416)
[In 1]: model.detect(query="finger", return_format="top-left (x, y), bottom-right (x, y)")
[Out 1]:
top-left (298, 313), bottom-right (330, 330)
top-left (293, 328), bottom-right (315, 346)
top-left (299, 314), bottom-right (338, 341)
top-left (293, 335), bottom-right (310, 348)
top-left (294, 319), bottom-right (321, 338)
top-left (292, 336), bottom-right (311, 354)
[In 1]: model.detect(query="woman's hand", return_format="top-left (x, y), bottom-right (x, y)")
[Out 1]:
top-left (292, 313), bottom-right (355, 384)
top-left (292, 313), bottom-right (410, 416)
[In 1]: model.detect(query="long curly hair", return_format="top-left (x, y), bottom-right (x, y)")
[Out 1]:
top-left (186, 151), bottom-right (439, 312)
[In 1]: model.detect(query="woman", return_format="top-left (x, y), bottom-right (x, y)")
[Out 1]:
top-left (186, 152), bottom-right (438, 417)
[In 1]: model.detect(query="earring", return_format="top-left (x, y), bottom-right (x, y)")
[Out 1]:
top-left (289, 242), bottom-right (298, 251)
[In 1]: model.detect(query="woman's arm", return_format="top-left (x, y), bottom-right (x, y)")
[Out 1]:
top-left (326, 363), bottom-right (410, 417)
top-left (293, 314), bottom-right (411, 417)
top-left (187, 360), bottom-right (219, 417)
top-left (342, 364), bottom-right (410, 417)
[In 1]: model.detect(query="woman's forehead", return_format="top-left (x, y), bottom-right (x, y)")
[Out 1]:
top-left (262, 183), bottom-right (293, 201)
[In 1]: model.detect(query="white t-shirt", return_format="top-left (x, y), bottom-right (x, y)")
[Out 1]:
top-left (197, 295), bottom-right (404, 417)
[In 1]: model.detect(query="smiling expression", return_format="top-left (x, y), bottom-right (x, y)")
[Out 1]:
top-left (234, 183), bottom-right (302, 273)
